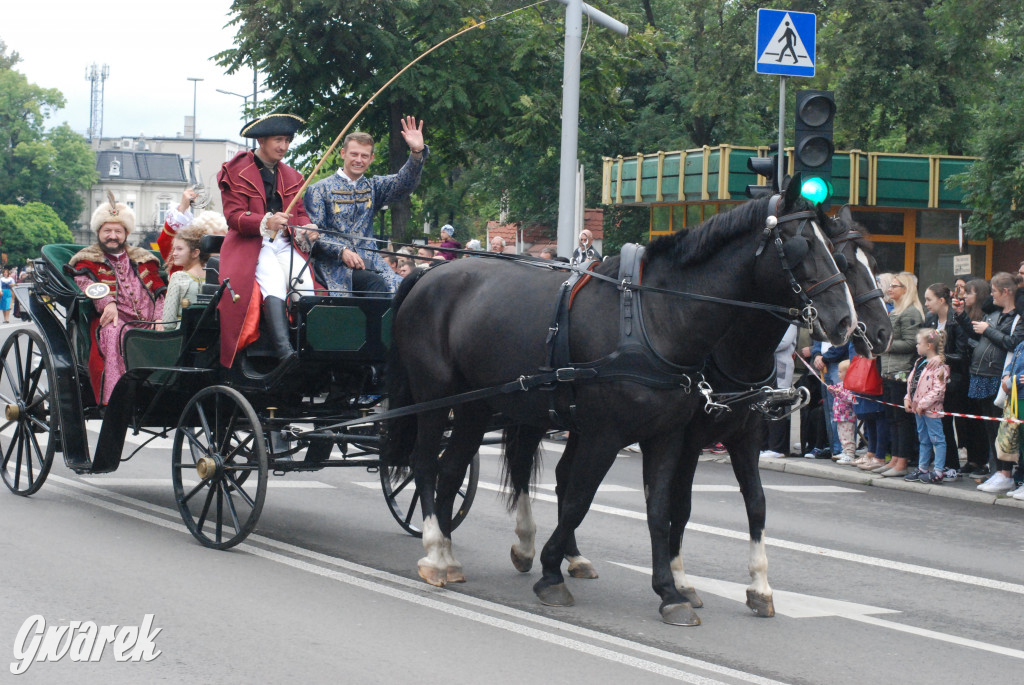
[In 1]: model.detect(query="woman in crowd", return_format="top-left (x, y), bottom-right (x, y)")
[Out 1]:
top-left (922, 283), bottom-right (969, 475)
top-left (957, 272), bottom-right (1024, 483)
top-left (869, 272), bottom-right (924, 476)
top-left (0, 268), bottom-right (15, 323)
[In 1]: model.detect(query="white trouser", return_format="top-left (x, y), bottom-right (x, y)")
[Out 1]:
top-left (255, 233), bottom-right (315, 299)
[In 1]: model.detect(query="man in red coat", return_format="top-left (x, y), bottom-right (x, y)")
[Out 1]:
top-left (70, 194), bottom-right (166, 404)
top-left (216, 113), bottom-right (320, 370)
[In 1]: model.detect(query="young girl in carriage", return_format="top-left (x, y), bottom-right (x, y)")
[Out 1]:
top-left (160, 212), bottom-right (225, 329)
top-left (903, 328), bottom-right (949, 483)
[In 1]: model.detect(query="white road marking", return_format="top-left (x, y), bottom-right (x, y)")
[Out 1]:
top-left (40, 472), bottom-right (785, 685)
top-left (473, 482), bottom-right (1024, 596)
top-left (536, 483), bottom-right (638, 493)
top-left (612, 562), bottom-right (1024, 660)
top-left (75, 477), bottom-right (334, 489)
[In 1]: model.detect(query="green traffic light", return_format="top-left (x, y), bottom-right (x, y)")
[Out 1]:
top-left (800, 177), bottom-right (832, 205)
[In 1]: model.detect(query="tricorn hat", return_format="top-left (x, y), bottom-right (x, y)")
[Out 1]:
top-left (239, 113), bottom-right (306, 139)
top-left (91, 191), bottom-right (135, 234)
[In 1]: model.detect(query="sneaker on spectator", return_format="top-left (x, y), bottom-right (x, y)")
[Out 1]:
top-left (624, 443), bottom-right (641, 453)
top-left (836, 454), bottom-right (857, 465)
top-left (815, 448), bottom-right (833, 460)
top-left (759, 450), bottom-right (785, 459)
top-left (969, 465), bottom-right (991, 479)
top-left (977, 472), bottom-right (1014, 492)
top-left (1004, 483), bottom-right (1024, 498)
top-left (709, 442), bottom-right (727, 454)
top-left (903, 469), bottom-right (922, 482)
top-left (1013, 486), bottom-right (1024, 501)
top-left (919, 470), bottom-right (944, 484)
top-left (943, 468), bottom-right (959, 482)
top-left (803, 448), bottom-right (822, 459)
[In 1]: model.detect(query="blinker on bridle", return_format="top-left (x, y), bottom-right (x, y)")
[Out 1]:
top-left (755, 193), bottom-right (846, 327)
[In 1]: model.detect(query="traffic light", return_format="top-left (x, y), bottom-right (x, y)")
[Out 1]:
top-left (745, 145), bottom-right (787, 198)
top-left (793, 89), bottom-right (835, 207)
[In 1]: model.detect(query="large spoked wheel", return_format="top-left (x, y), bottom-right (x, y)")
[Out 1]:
top-left (172, 386), bottom-right (268, 550)
top-left (380, 452), bottom-right (479, 537)
top-left (0, 329), bottom-right (56, 497)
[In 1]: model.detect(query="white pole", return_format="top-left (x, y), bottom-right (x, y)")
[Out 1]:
top-left (556, 0), bottom-right (583, 259)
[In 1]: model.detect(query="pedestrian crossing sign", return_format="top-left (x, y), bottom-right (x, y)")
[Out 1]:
top-left (756, 9), bottom-right (816, 77)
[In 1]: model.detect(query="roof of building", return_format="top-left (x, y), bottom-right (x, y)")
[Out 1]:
top-left (96, 151), bottom-right (187, 182)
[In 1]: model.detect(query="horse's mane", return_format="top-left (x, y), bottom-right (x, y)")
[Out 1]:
top-left (643, 196), bottom-right (771, 267)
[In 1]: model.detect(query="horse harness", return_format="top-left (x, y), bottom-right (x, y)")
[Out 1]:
top-left (318, 196), bottom-right (843, 433)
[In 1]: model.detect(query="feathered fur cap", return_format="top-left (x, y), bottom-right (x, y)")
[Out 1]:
top-left (91, 191), bottom-right (136, 234)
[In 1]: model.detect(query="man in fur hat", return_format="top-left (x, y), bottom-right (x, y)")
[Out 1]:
top-left (217, 112), bottom-right (321, 371)
top-left (70, 193), bottom-right (166, 405)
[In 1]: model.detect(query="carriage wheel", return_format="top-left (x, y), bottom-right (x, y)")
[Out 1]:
top-left (172, 386), bottom-right (268, 550)
top-left (380, 452), bottom-right (479, 537)
top-left (0, 329), bottom-right (56, 496)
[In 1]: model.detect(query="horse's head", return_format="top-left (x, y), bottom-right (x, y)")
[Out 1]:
top-left (754, 175), bottom-right (857, 345)
top-left (826, 206), bottom-right (894, 357)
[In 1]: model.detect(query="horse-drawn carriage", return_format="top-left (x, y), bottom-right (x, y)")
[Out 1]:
top-left (1, 239), bottom-right (478, 549)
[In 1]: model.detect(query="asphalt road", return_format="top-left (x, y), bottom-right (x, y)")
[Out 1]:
top-left (1, 320), bottom-right (1021, 684)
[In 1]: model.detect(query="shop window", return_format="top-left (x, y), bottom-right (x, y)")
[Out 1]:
top-left (686, 204), bottom-right (701, 227)
top-left (913, 243), bottom-right (987, 294)
top-left (652, 205), bottom-right (671, 231)
top-left (672, 205), bottom-right (686, 230)
top-left (917, 210), bottom-right (968, 240)
top-left (851, 210), bottom-right (904, 236)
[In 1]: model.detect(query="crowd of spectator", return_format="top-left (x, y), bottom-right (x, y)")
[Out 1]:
top-left (767, 266), bottom-right (1024, 500)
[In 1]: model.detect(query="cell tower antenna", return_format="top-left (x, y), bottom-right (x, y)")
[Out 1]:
top-left (84, 63), bottom-right (110, 145)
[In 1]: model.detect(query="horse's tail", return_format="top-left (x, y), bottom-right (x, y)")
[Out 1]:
top-left (499, 425), bottom-right (544, 510)
top-left (380, 269), bottom-right (426, 469)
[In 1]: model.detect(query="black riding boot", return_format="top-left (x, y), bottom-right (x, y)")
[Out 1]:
top-left (262, 296), bottom-right (295, 361)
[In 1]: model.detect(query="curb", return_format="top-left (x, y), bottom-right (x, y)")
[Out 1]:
top-left (733, 454), bottom-right (1024, 509)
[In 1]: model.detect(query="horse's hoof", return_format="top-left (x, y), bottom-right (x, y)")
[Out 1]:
top-left (745, 589), bottom-right (775, 617)
top-left (418, 563), bottom-right (447, 587)
top-left (661, 602), bottom-right (701, 626)
top-left (679, 586), bottom-right (704, 609)
top-left (567, 559), bottom-right (599, 579)
top-left (510, 547), bottom-right (534, 573)
top-left (446, 566), bottom-right (466, 584)
top-left (534, 582), bottom-right (575, 607)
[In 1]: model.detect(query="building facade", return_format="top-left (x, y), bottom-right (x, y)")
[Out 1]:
top-left (601, 145), bottom-right (1022, 292)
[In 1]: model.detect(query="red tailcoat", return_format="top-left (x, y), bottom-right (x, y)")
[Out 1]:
top-left (157, 221), bottom-right (182, 275)
top-left (216, 150), bottom-right (317, 368)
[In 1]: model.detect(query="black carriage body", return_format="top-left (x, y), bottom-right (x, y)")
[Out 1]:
top-left (22, 244), bottom-right (395, 472)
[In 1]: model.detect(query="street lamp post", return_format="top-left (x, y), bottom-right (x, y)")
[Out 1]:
top-left (187, 77), bottom-right (203, 183)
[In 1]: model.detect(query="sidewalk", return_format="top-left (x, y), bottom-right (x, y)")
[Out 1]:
top-left (701, 451), bottom-right (1024, 510)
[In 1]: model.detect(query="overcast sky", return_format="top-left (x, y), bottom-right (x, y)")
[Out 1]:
top-left (5, 1), bottom-right (262, 143)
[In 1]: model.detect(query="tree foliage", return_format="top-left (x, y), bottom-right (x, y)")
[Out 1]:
top-left (0, 48), bottom-right (97, 227)
top-left (0, 202), bottom-right (73, 266)
top-left (215, 1), bottom-right (1024, 244)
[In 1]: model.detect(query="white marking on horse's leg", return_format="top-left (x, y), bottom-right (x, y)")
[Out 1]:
top-left (417, 515), bottom-right (447, 586)
top-left (441, 537), bottom-right (465, 583)
top-left (670, 554), bottom-right (691, 591)
top-left (747, 537), bottom-right (771, 598)
top-left (512, 495), bottom-right (536, 562)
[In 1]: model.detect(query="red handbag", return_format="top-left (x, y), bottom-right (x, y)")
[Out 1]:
top-left (844, 356), bottom-right (883, 395)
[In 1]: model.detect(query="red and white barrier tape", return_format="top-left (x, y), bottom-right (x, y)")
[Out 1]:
top-left (796, 355), bottom-right (1024, 425)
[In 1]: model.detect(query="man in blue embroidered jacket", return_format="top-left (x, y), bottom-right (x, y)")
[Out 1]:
top-left (303, 116), bottom-right (427, 294)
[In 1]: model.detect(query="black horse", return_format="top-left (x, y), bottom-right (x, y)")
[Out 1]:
top-left (383, 185), bottom-right (856, 623)
top-left (500, 205), bottom-right (895, 625)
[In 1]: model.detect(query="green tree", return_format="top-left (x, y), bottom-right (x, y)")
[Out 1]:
top-left (0, 202), bottom-right (73, 266)
top-left (218, 0), bottom-right (634, 241)
top-left (952, 3), bottom-right (1024, 239)
top-left (0, 61), bottom-right (96, 226)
